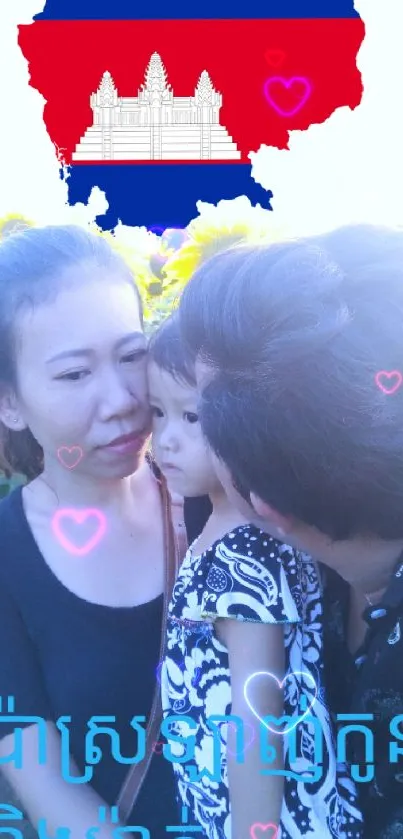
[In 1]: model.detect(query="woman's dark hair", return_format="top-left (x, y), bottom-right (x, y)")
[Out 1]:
top-left (179, 224), bottom-right (403, 541)
top-left (148, 313), bottom-right (196, 387)
top-left (0, 224), bottom-right (144, 481)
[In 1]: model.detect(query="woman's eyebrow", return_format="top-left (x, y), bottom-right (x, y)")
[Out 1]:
top-left (115, 331), bottom-right (146, 349)
top-left (46, 331), bottom-right (146, 363)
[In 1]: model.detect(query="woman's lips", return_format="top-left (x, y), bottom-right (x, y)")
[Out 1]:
top-left (102, 431), bottom-right (148, 455)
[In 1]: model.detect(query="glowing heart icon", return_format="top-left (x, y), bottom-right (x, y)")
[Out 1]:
top-left (375, 370), bottom-right (402, 395)
top-left (57, 446), bottom-right (83, 469)
top-left (152, 741), bottom-right (164, 754)
top-left (52, 508), bottom-right (107, 556)
top-left (220, 720), bottom-right (256, 757)
top-left (250, 823), bottom-right (279, 839)
top-left (244, 670), bottom-right (317, 735)
top-left (263, 76), bottom-right (312, 117)
top-left (264, 49), bottom-right (285, 68)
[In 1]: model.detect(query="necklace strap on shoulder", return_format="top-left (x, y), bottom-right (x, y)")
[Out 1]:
top-left (116, 455), bottom-right (186, 823)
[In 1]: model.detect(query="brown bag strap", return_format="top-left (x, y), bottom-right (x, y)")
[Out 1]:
top-left (116, 458), bottom-right (187, 823)
top-left (169, 492), bottom-right (189, 566)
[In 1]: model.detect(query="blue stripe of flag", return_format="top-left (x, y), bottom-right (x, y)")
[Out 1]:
top-left (35, 0), bottom-right (359, 20)
top-left (65, 164), bottom-right (272, 230)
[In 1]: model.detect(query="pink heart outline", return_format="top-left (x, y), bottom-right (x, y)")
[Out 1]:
top-left (263, 76), bottom-right (312, 117)
top-left (57, 445), bottom-right (84, 469)
top-left (52, 508), bottom-right (107, 556)
top-left (375, 370), bottom-right (402, 395)
top-left (219, 720), bottom-right (256, 757)
top-left (243, 670), bottom-right (318, 735)
top-left (264, 49), bottom-right (286, 68)
top-left (250, 822), bottom-right (279, 839)
top-left (152, 741), bottom-right (164, 754)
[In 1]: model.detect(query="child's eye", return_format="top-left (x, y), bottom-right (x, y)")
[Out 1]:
top-left (56, 370), bottom-right (90, 382)
top-left (151, 405), bottom-right (164, 418)
top-left (184, 411), bottom-right (199, 424)
top-left (122, 349), bottom-right (147, 363)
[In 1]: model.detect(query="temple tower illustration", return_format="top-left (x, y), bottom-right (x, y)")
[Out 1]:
top-left (73, 52), bottom-right (241, 161)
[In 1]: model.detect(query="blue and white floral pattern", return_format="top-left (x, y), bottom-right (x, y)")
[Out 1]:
top-left (161, 525), bottom-right (363, 838)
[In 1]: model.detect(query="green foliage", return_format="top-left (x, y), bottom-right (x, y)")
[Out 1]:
top-left (0, 473), bottom-right (26, 499)
top-left (100, 228), bottom-right (188, 332)
top-left (143, 289), bottom-right (181, 335)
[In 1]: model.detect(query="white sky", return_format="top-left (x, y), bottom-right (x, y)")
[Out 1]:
top-left (0, 0), bottom-right (402, 235)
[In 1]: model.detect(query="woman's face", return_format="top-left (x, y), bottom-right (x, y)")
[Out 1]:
top-left (11, 266), bottom-right (151, 479)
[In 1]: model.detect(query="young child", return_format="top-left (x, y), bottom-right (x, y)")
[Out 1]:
top-left (148, 314), bottom-right (363, 839)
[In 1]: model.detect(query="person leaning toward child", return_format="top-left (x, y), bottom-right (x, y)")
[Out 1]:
top-left (177, 224), bottom-right (403, 839)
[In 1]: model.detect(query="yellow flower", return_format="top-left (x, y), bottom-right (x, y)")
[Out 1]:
top-left (96, 225), bottom-right (187, 328)
top-left (93, 224), bottom-right (162, 317)
top-left (163, 196), bottom-right (286, 284)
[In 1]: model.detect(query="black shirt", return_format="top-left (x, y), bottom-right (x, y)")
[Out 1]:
top-left (322, 557), bottom-right (403, 839)
top-left (183, 495), bottom-right (212, 545)
top-left (0, 486), bottom-right (207, 835)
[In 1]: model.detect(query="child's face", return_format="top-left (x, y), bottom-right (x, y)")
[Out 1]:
top-left (148, 361), bottom-right (221, 497)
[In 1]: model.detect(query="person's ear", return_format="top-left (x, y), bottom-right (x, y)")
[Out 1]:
top-left (249, 492), bottom-right (293, 539)
top-left (0, 389), bottom-right (27, 431)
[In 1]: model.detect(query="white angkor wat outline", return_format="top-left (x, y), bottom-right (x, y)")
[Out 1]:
top-left (72, 52), bottom-right (241, 161)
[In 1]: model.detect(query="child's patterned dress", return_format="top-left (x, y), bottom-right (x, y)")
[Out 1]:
top-left (161, 524), bottom-right (363, 839)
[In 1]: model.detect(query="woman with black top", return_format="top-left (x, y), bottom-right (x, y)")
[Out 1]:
top-left (0, 224), bottom-right (207, 839)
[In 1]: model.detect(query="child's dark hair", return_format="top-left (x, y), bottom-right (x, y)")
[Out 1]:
top-left (148, 313), bottom-right (196, 387)
top-left (179, 224), bottom-right (403, 541)
top-left (0, 224), bottom-right (143, 481)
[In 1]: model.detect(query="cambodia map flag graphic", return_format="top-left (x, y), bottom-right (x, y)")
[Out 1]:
top-left (19, 0), bottom-right (364, 229)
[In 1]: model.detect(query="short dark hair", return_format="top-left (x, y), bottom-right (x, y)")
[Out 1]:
top-left (0, 224), bottom-right (143, 480)
top-left (179, 225), bottom-right (403, 541)
top-left (148, 312), bottom-right (196, 387)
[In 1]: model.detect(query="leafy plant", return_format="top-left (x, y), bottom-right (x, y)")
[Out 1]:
top-left (0, 474), bottom-right (26, 499)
